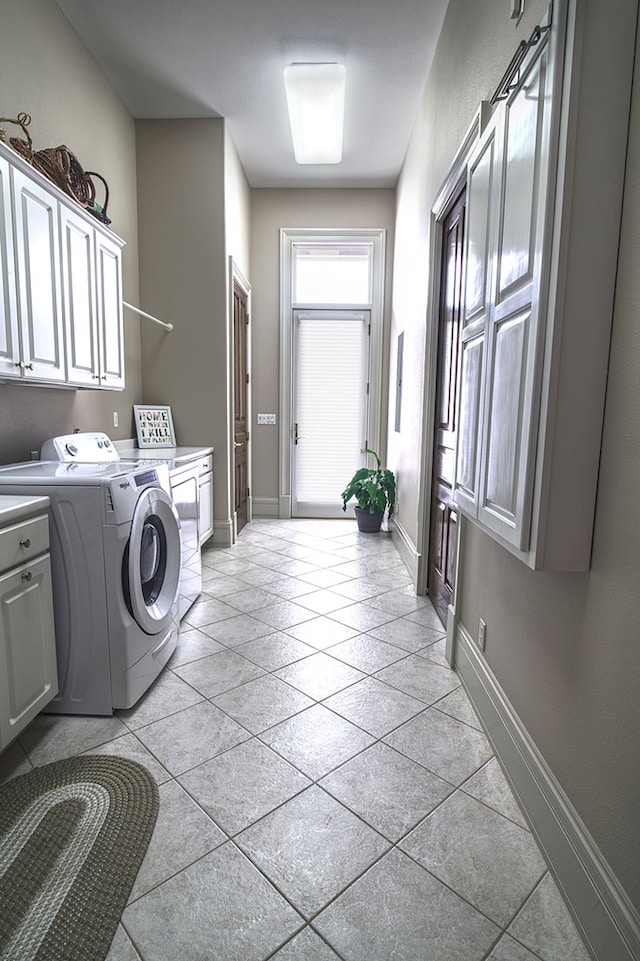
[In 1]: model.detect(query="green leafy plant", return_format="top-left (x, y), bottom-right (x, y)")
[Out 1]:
top-left (341, 447), bottom-right (396, 517)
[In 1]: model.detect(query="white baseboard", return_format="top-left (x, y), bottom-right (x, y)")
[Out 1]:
top-left (391, 518), bottom-right (420, 582)
top-left (252, 497), bottom-right (280, 518)
top-left (455, 623), bottom-right (640, 961)
top-left (212, 519), bottom-right (233, 547)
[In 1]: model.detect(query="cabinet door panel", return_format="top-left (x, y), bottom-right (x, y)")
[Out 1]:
top-left (61, 208), bottom-right (99, 386)
top-left (0, 554), bottom-right (57, 747)
top-left (455, 107), bottom-right (503, 519)
top-left (482, 310), bottom-right (528, 534)
top-left (0, 156), bottom-right (20, 378)
top-left (199, 472), bottom-right (214, 545)
top-left (479, 44), bottom-right (553, 549)
top-left (463, 131), bottom-right (497, 327)
top-left (455, 334), bottom-right (484, 508)
top-left (96, 233), bottom-right (124, 389)
top-left (497, 56), bottom-right (546, 299)
top-left (12, 171), bottom-right (65, 382)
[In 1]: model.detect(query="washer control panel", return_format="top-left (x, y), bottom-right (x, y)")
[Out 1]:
top-left (41, 432), bottom-right (119, 463)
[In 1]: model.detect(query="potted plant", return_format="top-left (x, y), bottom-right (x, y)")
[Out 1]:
top-left (341, 447), bottom-right (396, 533)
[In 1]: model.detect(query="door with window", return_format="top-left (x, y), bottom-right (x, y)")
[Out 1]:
top-left (292, 309), bottom-right (370, 517)
top-left (233, 280), bottom-right (249, 532)
top-left (287, 239), bottom-right (379, 518)
top-left (428, 190), bottom-right (465, 626)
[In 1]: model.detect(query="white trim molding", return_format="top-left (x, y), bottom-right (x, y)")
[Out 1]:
top-left (251, 497), bottom-right (279, 518)
top-left (212, 518), bottom-right (234, 548)
top-left (279, 227), bottom-right (386, 520)
top-left (455, 623), bottom-right (640, 961)
top-left (390, 518), bottom-right (420, 583)
top-left (229, 257), bottom-right (252, 541)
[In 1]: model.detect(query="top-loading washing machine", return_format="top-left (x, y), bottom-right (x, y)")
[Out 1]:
top-left (0, 439), bottom-right (181, 715)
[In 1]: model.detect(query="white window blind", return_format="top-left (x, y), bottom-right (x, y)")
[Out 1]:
top-left (293, 310), bottom-right (369, 513)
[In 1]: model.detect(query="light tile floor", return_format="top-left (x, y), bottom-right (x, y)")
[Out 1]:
top-left (0, 518), bottom-right (591, 961)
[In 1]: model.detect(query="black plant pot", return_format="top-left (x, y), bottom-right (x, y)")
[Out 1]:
top-left (354, 507), bottom-right (384, 533)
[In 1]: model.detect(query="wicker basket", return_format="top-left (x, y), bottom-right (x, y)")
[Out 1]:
top-left (31, 145), bottom-right (95, 207)
top-left (0, 112), bottom-right (35, 162)
top-left (85, 170), bottom-right (111, 225)
top-left (0, 113), bottom-right (97, 210)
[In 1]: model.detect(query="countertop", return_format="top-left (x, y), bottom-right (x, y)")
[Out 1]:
top-left (114, 443), bottom-right (213, 465)
top-left (0, 494), bottom-right (50, 526)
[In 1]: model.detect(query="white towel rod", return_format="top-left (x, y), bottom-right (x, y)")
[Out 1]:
top-left (123, 301), bottom-right (173, 332)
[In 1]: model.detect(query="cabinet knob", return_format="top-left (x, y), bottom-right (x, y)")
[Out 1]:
top-left (15, 360), bottom-right (25, 369)
top-left (25, 362), bottom-right (35, 371)
top-left (21, 571), bottom-right (32, 582)
top-left (19, 537), bottom-right (31, 548)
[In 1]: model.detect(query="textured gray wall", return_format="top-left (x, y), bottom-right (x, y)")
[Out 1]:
top-left (0, 0), bottom-right (142, 462)
top-left (393, 0), bottom-right (640, 910)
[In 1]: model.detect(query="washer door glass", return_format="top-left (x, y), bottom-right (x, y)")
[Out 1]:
top-left (127, 486), bottom-right (181, 634)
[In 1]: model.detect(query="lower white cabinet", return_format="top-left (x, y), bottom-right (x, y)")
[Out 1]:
top-left (198, 454), bottom-right (214, 544)
top-left (0, 500), bottom-right (58, 750)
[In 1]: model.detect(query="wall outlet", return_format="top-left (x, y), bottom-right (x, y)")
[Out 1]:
top-left (478, 618), bottom-right (487, 651)
top-left (112, 411), bottom-right (119, 428)
top-left (257, 413), bottom-right (276, 425)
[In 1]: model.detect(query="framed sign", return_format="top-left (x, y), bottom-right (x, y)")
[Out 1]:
top-left (133, 405), bottom-right (177, 448)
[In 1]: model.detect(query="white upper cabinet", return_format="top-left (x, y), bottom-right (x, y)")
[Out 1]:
top-left (10, 168), bottom-right (66, 383)
top-left (96, 231), bottom-right (124, 389)
top-left (455, 118), bottom-right (500, 518)
top-left (453, 0), bottom-right (636, 570)
top-left (61, 205), bottom-right (124, 389)
top-left (457, 36), bottom-right (556, 553)
top-left (0, 155), bottom-right (20, 379)
top-left (61, 205), bottom-right (99, 387)
top-left (0, 139), bottom-right (125, 390)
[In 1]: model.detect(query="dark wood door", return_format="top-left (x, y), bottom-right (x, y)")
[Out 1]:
top-left (428, 190), bottom-right (465, 626)
top-left (233, 280), bottom-right (249, 533)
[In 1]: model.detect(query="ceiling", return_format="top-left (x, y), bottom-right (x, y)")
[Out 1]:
top-left (55, 0), bottom-right (450, 188)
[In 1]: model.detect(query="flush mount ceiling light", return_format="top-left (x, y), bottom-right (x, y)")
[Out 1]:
top-left (283, 62), bottom-right (346, 164)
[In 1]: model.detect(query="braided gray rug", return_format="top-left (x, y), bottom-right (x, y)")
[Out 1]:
top-left (0, 755), bottom-right (159, 961)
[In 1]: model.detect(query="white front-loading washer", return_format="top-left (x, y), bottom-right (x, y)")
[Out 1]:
top-left (43, 432), bottom-right (203, 620)
top-left (0, 453), bottom-right (181, 715)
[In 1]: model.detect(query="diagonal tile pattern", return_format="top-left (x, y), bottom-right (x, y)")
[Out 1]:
top-left (0, 518), bottom-right (591, 961)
